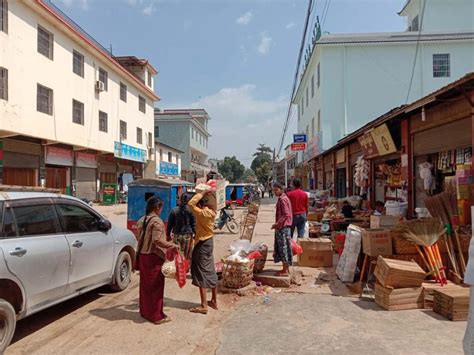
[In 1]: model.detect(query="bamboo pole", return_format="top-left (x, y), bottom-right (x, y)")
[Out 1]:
top-left (415, 244), bottom-right (431, 273)
top-left (454, 228), bottom-right (467, 275)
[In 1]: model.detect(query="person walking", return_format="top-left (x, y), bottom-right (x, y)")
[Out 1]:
top-left (287, 178), bottom-right (309, 238)
top-left (259, 183), bottom-right (265, 199)
top-left (271, 182), bottom-right (293, 276)
top-left (187, 190), bottom-right (218, 314)
top-left (136, 197), bottom-right (179, 324)
top-left (167, 193), bottom-right (196, 261)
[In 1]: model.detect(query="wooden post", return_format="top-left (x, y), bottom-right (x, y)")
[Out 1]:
top-left (401, 119), bottom-right (413, 217)
top-left (346, 145), bottom-right (352, 196)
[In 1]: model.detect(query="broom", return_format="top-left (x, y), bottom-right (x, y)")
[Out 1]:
top-left (424, 194), bottom-right (460, 277)
top-left (398, 218), bottom-right (447, 285)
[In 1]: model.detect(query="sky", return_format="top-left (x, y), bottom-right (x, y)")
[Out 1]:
top-left (54, 0), bottom-right (407, 166)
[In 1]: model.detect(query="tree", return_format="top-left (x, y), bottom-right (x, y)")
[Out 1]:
top-left (217, 156), bottom-right (245, 183)
top-left (251, 144), bottom-right (273, 184)
top-left (242, 168), bottom-right (257, 183)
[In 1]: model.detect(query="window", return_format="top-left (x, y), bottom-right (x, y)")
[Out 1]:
top-left (175, 153), bottom-right (179, 163)
top-left (139, 96), bottom-right (146, 113)
top-left (37, 25), bottom-right (53, 60)
top-left (317, 63), bottom-right (320, 87)
top-left (411, 15), bottom-right (419, 31)
top-left (120, 120), bottom-right (127, 139)
top-left (56, 204), bottom-right (99, 233)
top-left (168, 152), bottom-right (172, 163)
top-left (433, 54), bottom-right (450, 78)
top-left (2, 207), bottom-right (16, 238)
top-left (0, 0), bottom-right (8, 34)
top-left (72, 99), bottom-right (84, 125)
top-left (192, 128), bottom-right (194, 139)
top-left (311, 117), bottom-right (315, 138)
top-left (317, 110), bottom-right (321, 132)
top-left (98, 68), bottom-right (108, 91)
top-left (155, 125), bottom-right (160, 138)
top-left (306, 87), bottom-right (309, 107)
top-left (99, 111), bottom-right (108, 132)
top-left (311, 75), bottom-right (315, 98)
top-left (148, 132), bottom-right (152, 147)
top-left (301, 98), bottom-right (304, 115)
top-left (120, 82), bottom-right (127, 102)
top-left (137, 127), bottom-right (143, 144)
top-left (147, 70), bottom-right (152, 87)
top-left (37, 84), bottom-right (53, 115)
top-left (297, 104), bottom-right (301, 122)
top-left (72, 50), bottom-right (84, 77)
top-left (159, 149), bottom-right (163, 161)
top-left (12, 205), bottom-right (60, 236)
top-left (0, 67), bottom-right (7, 100)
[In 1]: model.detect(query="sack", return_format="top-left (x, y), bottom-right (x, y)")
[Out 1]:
top-left (291, 240), bottom-right (303, 255)
top-left (175, 253), bottom-right (189, 288)
top-left (162, 260), bottom-right (176, 279)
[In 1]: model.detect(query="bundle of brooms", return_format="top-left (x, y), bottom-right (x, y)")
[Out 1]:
top-left (424, 179), bottom-right (466, 280)
top-left (395, 218), bottom-right (447, 285)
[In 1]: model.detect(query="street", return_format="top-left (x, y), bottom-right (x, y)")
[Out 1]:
top-left (6, 200), bottom-right (466, 355)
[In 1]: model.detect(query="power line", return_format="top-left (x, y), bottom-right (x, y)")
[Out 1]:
top-left (405, 0), bottom-right (427, 104)
top-left (321, 0), bottom-right (332, 28)
top-left (277, 0), bottom-right (315, 156)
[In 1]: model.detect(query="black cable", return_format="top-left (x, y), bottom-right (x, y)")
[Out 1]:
top-left (277, 0), bottom-right (315, 156)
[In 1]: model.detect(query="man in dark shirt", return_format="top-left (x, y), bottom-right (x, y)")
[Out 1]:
top-left (287, 178), bottom-right (309, 238)
top-left (341, 200), bottom-right (355, 219)
top-left (167, 193), bottom-right (196, 260)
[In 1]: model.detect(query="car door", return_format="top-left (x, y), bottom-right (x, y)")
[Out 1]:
top-left (55, 202), bottom-right (115, 291)
top-left (0, 199), bottom-right (70, 310)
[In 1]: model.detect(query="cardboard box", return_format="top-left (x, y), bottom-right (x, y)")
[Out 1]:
top-left (298, 238), bottom-right (333, 268)
top-left (370, 215), bottom-right (399, 229)
top-left (362, 228), bottom-right (392, 256)
top-left (195, 179), bottom-right (227, 210)
top-left (375, 256), bottom-right (425, 288)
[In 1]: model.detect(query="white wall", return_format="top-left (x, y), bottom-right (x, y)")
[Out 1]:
top-left (0, 0), bottom-right (156, 156)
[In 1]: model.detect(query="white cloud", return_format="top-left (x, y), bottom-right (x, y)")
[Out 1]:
top-left (236, 11), bottom-right (253, 25)
top-left (257, 32), bottom-right (273, 55)
top-left (285, 22), bottom-right (295, 30)
top-left (166, 85), bottom-right (290, 164)
top-left (142, 3), bottom-right (155, 15)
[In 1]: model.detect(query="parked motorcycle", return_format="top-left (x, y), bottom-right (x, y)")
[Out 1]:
top-left (214, 208), bottom-right (239, 234)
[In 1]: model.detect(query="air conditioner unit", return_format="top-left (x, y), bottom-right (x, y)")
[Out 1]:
top-left (96, 81), bottom-right (105, 92)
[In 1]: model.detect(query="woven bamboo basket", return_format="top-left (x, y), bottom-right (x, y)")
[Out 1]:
top-left (247, 203), bottom-right (259, 215)
top-left (252, 246), bottom-right (268, 274)
top-left (222, 259), bottom-right (255, 289)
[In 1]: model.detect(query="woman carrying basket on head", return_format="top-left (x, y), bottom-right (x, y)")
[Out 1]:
top-left (167, 193), bottom-right (196, 261)
top-left (136, 197), bottom-right (179, 325)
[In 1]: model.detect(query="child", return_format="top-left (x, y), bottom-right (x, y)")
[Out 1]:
top-left (373, 201), bottom-right (385, 216)
top-left (341, 201), bottom-right (354, 219)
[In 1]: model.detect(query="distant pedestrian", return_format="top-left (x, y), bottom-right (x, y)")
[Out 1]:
top-left (136, 197), bottom-right (179, 324)
top-left (268, 182), bottom-right (274, 198)
top-left (259, 183), bottom-right (265, 198)
top-left (188, 191), bottom-right (218, 314)
top-left (271, 182), bottom-right (293, 276)
top-left (167, 193), bottom-right (196, 261)
top-left (287, 178), bottom-right (309, 238)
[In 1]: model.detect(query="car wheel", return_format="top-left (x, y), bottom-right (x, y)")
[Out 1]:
top-left (226, 220), bottom-right (240, 234)
top-left (110, 251), bottom-right (132, 292)
top-left (0, 299), bottom-right (16, 353)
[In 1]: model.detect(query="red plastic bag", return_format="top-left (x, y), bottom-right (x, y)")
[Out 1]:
top-left (248, 251), bottom-right (263, 260)
top-left (175, 253), bottom-right (188, 288)
top-left (291, 240), bottom-right (303, 255)
top-left (166, 248), bottom-right (176, 261)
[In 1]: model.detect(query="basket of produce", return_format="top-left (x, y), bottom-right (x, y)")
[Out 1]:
top-left (222, 258), bottom-right (255, 289)
top-left (252, 244), bottom-right (268, 274)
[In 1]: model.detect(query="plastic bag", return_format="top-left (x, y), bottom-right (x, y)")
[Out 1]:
top-left (248, 251), bottom-right (263, 260)
top-left (230, 240), bottom-right (252, 254)
top-left (175, 253), bottom-right (188, 288)
top-left (162, 260), bottom-right (176, 279)
top-left (291, 240), bottom-right (303, 255)
top-left (303, 222), bottom-right (310, 238)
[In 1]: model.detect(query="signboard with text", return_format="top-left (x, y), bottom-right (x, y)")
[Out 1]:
top-left (114, 142), bottom-right (147, 163)
top-left (358, 131), bottom-right (380, 159)
top-left (158, 161), bottom-right (179, 176)
top-left (291, 143), bottom-right (306, 151)
top-left (293, 134), bottom-right (307, 143)
top-left (371, 124), bottom-right (397, 156)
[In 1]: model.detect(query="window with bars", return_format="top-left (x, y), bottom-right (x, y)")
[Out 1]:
top-left (168, 152), bottom-right (172, 163)
top-left (37, 84), bottom-right (53, 115)
top-left (0, 0), bottom-right (8, 34)
top-left (72, 99), bottom-right (84, 125)
top-left (137, 127), bottom-right (143, 144)
top-left (37, 25), bottom-right (53, 60)
top-left (139, 96), bottom-right (146, 113)
top-left (98, 68), bottom-right (108, 91)
top-left (120, 82), bottom-right (127, 102)
top-left (73, 50), bottom-right (84, 77)
top-left (433, 54), bottom-right (450, 78)
top-left (0, 67), bottom-right (7, 100)
top-left (311, 74), bottom-right (315, 98)
top-left (99, 111), bottom-right (108, 132)
top-left (120, 120), bottom-right (127, 140)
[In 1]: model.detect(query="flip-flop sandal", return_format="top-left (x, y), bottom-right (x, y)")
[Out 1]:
top-left (189, 307), bottom-right (208, 315)
top-left (155, 316), bottom-right (172, 325)
top-left (207, 301), bottom-right (218, 310)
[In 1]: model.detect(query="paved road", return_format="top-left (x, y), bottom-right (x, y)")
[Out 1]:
top-left (6, 200), bottom-right (468, 354)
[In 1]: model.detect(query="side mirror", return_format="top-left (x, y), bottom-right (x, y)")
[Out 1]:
top-left (98, 219), bottom-right (112, 232)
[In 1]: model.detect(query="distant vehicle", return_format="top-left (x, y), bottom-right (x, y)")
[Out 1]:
top-left (226, 183), bottom-right (259, 209)
top-left (0, 190), bottom-right (137, 352)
